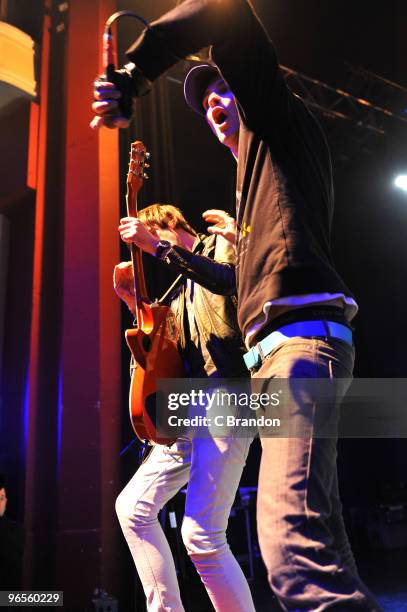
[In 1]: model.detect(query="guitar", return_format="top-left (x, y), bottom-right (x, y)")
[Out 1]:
top-left (125, 141), bottom-right (184, 444)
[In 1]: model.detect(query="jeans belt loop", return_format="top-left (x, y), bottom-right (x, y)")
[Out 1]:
top-left (257, 341), bottom-right (265, 362)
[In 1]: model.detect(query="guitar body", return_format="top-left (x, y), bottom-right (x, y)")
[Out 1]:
top-left (126, 302), bottom-right (184, 445)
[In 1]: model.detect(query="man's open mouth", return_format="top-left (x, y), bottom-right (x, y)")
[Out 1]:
top-left (212, 108), bottom-right (228, 126)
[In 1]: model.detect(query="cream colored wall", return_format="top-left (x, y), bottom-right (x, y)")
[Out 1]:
top-left (0, 20), bottom-right (36, 108)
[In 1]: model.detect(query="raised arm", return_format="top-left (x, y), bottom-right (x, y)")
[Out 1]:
top-left (92, 0), bottom-right (286, 130)
top-left (159, 244), bottom-right (236, 296)
top-left (130, 0), bottom-right (285, 127)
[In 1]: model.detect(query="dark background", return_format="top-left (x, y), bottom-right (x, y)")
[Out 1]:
top-left (0, 0), bottom-right (406, 609)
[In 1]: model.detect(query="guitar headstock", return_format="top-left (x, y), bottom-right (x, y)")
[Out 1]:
top-left (127, 140), bottom-right (151, 190)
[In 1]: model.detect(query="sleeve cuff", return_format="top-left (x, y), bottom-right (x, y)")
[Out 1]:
top-left (123, 62), bottom-right (152, 97)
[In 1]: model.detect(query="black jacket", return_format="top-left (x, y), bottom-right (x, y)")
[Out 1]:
top-left (166, 234), bottom-right (247, 378)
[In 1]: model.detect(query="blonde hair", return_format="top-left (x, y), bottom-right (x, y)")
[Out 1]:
top-left (138, 204), bottom-right (197, 236)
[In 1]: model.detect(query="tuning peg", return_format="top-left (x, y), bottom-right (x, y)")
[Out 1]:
top-left (143, 173), bottom-right (149, 179)
top-left (144, 163), bottom-right (150, 168)
top-left (145, 151), bottom-right (151, 160)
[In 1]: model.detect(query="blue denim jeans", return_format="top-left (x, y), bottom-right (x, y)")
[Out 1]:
top-left (252, 337), bottom-right (382, 611)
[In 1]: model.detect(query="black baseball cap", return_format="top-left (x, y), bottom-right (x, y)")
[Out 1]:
top-left (184, 64), bottom-right (221, 115)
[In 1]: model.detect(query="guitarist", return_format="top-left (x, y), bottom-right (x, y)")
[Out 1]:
top-left (114, 203), bottom-right (255, 612)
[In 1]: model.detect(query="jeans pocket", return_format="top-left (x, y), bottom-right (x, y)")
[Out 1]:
top-left (326, 341), bottom-right (355, 379)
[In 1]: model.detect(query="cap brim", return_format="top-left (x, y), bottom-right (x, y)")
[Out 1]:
top-left (184, 64), bottom-right (220, 115)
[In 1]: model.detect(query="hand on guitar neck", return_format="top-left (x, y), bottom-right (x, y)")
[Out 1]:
top-left (118, 217), bottom-right (160, 254)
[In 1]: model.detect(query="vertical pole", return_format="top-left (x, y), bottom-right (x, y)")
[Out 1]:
top-left (59, 0), bottom-right (122, 605)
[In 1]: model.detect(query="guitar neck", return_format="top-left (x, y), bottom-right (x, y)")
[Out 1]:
top-left (130, 243), bottom-right (149, 303)
top-left (125, 140), bottom-right (151, 328)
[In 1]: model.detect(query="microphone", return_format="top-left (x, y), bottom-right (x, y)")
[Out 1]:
top-left (103, 9), bottom-right (150, 80)
top-left (102, 20), bottom-right (133, 121)
top-left (91, 11), bottom-right (152, 128)
top-left (103, 24), bottom-right (116, 83)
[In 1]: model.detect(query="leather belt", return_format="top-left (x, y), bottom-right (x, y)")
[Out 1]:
top-left (243, 320), bottom-right (353, 371)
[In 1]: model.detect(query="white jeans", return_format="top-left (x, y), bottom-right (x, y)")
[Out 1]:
top-left (115, 435), bottom-right (255, 612)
